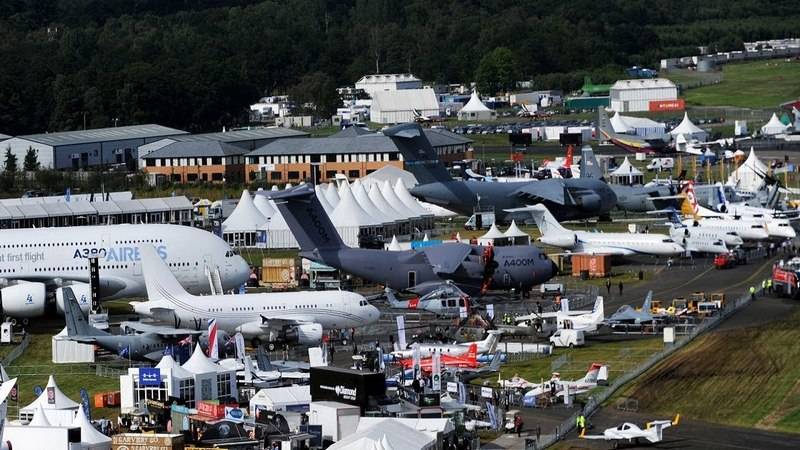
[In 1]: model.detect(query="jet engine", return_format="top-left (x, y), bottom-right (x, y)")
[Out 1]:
top-left (574, 191), bottom-right (601, 212)
top-left (55, 283), bottom-right (93, 315)
top-left (1, 282), bottom-right (46, 318)
top-left (284, 323), bottom-right (323, 345)
top-left (540, 232), bottom-right (577, 248)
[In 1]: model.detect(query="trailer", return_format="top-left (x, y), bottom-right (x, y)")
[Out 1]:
top-left (772, 258), bottom-right (800, 298)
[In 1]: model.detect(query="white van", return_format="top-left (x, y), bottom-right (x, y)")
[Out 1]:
top-left (549, 329), bottom-right (585, 348)
top-left (646, 157), bottom-right (674, 172)
top-left (464, 211), bottom-right (495, 230)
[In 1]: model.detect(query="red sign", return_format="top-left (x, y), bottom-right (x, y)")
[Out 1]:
top-left (197, 401), bottom-right (225, 419)
top-left (649, 99), bottom-right (685, 112)
top-left (408, 298), bottom-right (419, 310)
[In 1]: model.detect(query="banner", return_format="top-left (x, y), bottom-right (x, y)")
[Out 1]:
top-left (486, 304), bottom-right (494, 319)
top-left (139, 368), bottom-right (161, 387)
top-left (396, 316), bottom-right (407, 350)
top-left (207, 319), bottom-right (218, 360)
top-left (481, 386), bottom-right (493, 399)
top-left (234, 332), bottom-right (246, 360)
top-left (224, 407), bottom-right (245, 422)
top-left (412, 343), bottom-right (421, 378)
top-left (486, 402), bottom-right (497, 429)
top-left (9, 384), bottom-right (17, 402)
top-left (457, 382), bottom-right (466, 404)
top-left (431, 351), bottom-right (441, 391)
top-left (46, 386), bottom-right (56, 404)
top-left (79, 388), bottom-right (91, 421)
top-left (447, 382), bottom-right (458, 393)
top-left (255, 230), bottom-right (268, 249)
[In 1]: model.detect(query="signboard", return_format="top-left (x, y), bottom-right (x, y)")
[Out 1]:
top-left (197, 401), bottom-right (225, 419)
top-left (112, 433), bottom-right (184, 450)
top-left (410, 240), bottom-right (443, 250)
top-left (139, 368), bottom-right (162, 387)
top-left (224, 407), bottom-right (244, 422)
top-left (486, 304), bottom-right (494, 320)
top-left (649, 99), bottom-right (685, 112)
top-left (255, 230), bottom-right (267, 249)
top-left (481, 386), bottom-right (493, 399)
top-left (431, 351), bottom-right (441, 391)
top-left (663, 327), bottom-right (675, 344)
top-left (396, 316), bottom-right (407, 350)
top-left (33, 386), bottom-right (43, 397)
top-left (310, 366), bottom-right (385, 412)
top-left (447, 382), bottom-right (458, 393)
top-left (9, 385), bottom-right (17, 402)
top-left (46, 386), bottom-right (56, 404)
top-left (89, 257), bottom-right (100, 313)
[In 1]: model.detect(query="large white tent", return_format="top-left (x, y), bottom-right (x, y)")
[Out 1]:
top-left (362, 165), bottom-right (419, 190)
top-left (609, 156), bottom-right (644, 185)
top-left (253, 189), bottom-right (276, 218)
top-left (368, 184), bottom-right (405, 222)
top-left (324, 182), bottom-right (341, 208)
top-left (328, 419), bottom-right (436, 450)
top-left (458, 91), bottom-right (496, 121)
top-left (72, 404), bottom-right (112, 450)
top-left (611, 112), bottom-right (666, 138)
top-left (761, 113), bottom-right (790, 136)
top-left (331, 182), bottom-right (380, 246)
top-left (478, 224), bottom-right (509, 246)
top-left (249, 385), bottom-right (310, 413)
top-left (393, 179), bottom-right (431, 217)
top-left (381, 180), bottom-right (419, 221)
top-left (670, 112), bottom-right (709, 141)
top-left (728, 148), bottom-right (767, 194)
top-left (222, 190), bottom-right (266, 232)
top-left (20, 375), bottom-right (80, 425)
top-left (315, 185), bottom-right (336, 215)
top-left (352, 180), bottom-right (395, 225)
top-left (503, 220), bottom-right (530, 246)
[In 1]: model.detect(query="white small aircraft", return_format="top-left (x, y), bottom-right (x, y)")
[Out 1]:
top-left (390, 330), bottom-right (502, 359)
top-left (527, 204), bottom-right (685, 256)
top-left (580, 414), bottom-right (680, 445)
top-left (514, 297), bottom-right (604, 332)
top-left (521, 363), bottom-right (608, 399)
top-left (218, 354), bottom-right (309, 388)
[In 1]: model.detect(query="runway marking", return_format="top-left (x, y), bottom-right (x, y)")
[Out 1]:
top-left (727, 257), bottom-right (776, 290)
top-left (655, 265), bottom-right (715, 297)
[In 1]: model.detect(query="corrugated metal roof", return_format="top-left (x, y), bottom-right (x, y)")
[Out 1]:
top-left (172, 127), bottom-right (308, 143)
top-left (248, 134), bottom-right (397, 156)
top-left (41, 203), bottom-right (73, 216)
top-left (114, 200), bottom-right (146, 214)
top-left (142, 141), bottom-right (248, 159)
top-left (19, 124), bottom-right (188, 147)
top-left (611, 78), bottom-right (676, 90)
top-left (0, 204), bottom-right (12, 219)
top-left (138, 198), bottom-right (170, 212)
top-left (65, 202), bottom-right (97, 215)
top-left (371, 88), bottom-right (439, 112)
top-left (16, 203), bottom-right (48, 219)
top-left (91, 201), bottom-right (122, 214)
top-left (162, 196), bottom-right (193, 209)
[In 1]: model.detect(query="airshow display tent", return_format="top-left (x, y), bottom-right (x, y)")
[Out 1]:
top-left (761, 113), bottom-right (790, 136)
top-left (728, 148), bottom-right (768, 194)
top-left (458, 91), bottom-right (496, 121)
top-left (249, 385), bottom-right (311, 414)
top-left (670, 112), bottom-right (709, 142)
top-left (609, 156), bottom-right (644, 185)
top-left (327, 419), bottom-right (436, 450)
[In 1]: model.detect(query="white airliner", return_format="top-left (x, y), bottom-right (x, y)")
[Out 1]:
top-left (528, 204), bottom-right (684, 256)
top-left (133, 245), bottom-right (380, 346)
top-left (0, 224), bottom-right (250, 319)
top-left (390, 330), bottom-right (502, 359)
top-left (681, 182), bottom-right (783, 240)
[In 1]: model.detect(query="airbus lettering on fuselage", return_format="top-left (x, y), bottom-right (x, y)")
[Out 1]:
top-left (503, 258), bottom-right (537, 267)
top-left (72, 245), bottom-right (168, 261)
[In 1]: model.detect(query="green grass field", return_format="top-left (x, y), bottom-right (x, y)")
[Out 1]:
top-left (615, 309), bottom-right (800, 434)
top-left (682, 59), bottom-right (800, 109)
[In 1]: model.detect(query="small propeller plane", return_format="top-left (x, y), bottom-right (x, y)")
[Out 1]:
top-left (580, 414), bottom-right (680, 446)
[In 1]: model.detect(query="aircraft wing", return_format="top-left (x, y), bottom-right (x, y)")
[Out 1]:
top-left (121, 321), bottom-right (204, 337)
top-left (259, 314), bottom-right (316, 329)
top-left (510, 183), bottom-right (567, 205)
top-left (421, 244), bottom-right (472, 275)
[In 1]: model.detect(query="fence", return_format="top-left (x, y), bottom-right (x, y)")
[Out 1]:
top-left (537, 289), bottom-right (755, 448)
top-left (0, 334), bottom-right (31, 367)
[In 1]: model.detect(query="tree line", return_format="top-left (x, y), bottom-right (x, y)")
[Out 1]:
top-left (0, 0), bottom-right (798, 135)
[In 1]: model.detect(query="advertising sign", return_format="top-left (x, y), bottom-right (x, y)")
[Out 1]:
top-left (139, 368), bottom-right (162, 387)
top-left (649, 99), bottom-right (685, 112)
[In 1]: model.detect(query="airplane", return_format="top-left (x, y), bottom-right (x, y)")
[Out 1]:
top-left (527, 204), bottom-right (684, 256)
top-left (446, 351), bottom-right (504, 381)
top-left (61, 287), bottom-right (207, 361)
top-left (132, 245), bottom-right (380, 347)
top-left (412, 109), bottom-right (432, 123)
top-left (606, 291), bottom-right (657, 325)
top-left (217, 353), bottom-right (309, 388)
top-left (714, 182), bottom-right (798, 221)
top-left (266, 185), bottom-right (557, 296)
top-left (649, 207), bottom-right (743, 248)
top-left (397, 343), bottom-right (482, 372)
top-left (0, 377), bottom-right (18, 450)
top-left (385, 282), bottom-right (470, 317)
top-left (390, 330), bottom-right (502, 359)
top-left (0, 223), bottom-right (250, 320)
top-left (596, 108), bottom-right (671, 154)
top-left (380, 123), bottom-right (617, 223)
top-left (517, 103), bottom-right (538, 118)
top-left (520, 363), bottom-right (608, 398)
top-left (682, 181), bottom-right (790, 240)
top-left (514, 297), bottom-right (604, 332)
top-left (580, 414), bottom-right (680, 445)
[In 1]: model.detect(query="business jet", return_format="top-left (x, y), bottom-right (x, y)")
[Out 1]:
top-left (133, 245), bottom-right (380, 347)
top-left (0, 224), bottom-right (250, 320)
top-left (389, 330), bottom-right (502, 359)
top-left (527, 204), bottom-right (684, 256)
top-left (514, 297), bottom-right (604, 332)
top-left (581, 415), bottom-right (680, 445)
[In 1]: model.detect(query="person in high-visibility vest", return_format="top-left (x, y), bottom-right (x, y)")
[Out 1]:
top-left (767, 278), bottom-right (773, 294)
top-left (750, 285), bottom-right (756, 301)
top-left (576, 414), bottom-right (586, 433)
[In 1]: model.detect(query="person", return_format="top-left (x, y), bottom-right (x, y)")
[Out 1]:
top-left (514, 413), bottom-right (523, 437)
top-left (576, 414), bottom-right (586, 434)
top-left (618, 281), bottom-right (623, 296)
top-left (411, 377), bottom-right (422, 393)
top-left (667, 257), bottom-right (673, 269)
top-left (762, 279), bottom-right (767, 292)
top-left (750, 285), bottom-right (756, 301)
top-left (605, 278), bottom-right (611, 294)
top-left (767, 278), bottom-right (773, 294)
top-left (536, 301), bottom-right (543, 315)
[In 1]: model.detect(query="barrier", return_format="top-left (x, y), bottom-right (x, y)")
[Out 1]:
top-left (0, 334), bottom-right (31, 366)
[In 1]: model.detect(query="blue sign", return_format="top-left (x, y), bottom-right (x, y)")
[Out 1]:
top-left (139, 368), bottom-right (162, 387)
top-left (411, 239), bottom-right (443, 250)
top-left (79, 388), bottom-right (91, 420)
top-left (33, 385), bottom-right (43, 397)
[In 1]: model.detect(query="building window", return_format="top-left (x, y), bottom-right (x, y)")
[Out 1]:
top-left (270, 171), bottom-right (282, 180)
top-left (348, 169), bottom-right (360, 178)
top-left (217, 373), bottom-right (232, 399)
top-left (310, 155), bottom-right (321, 163)
top-left (211, 157), bottom-right (222, 165)
top-left (187, 173), bottom-right (198, 182)
top-left (146, 159), bottom-right (156, 167)
top-left (211, 173), bottom-right (223, 181)
top-left (288, 171), bottom-right (300, 180)
top-left (325, 170), bottom-right (337, 179)
top-left (389, 153), bottom-right (399, 161)
top-left (171, 174), bottom-right (181, 182)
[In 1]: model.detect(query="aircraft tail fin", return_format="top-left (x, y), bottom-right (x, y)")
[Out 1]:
top-left (582, 363), bottom-right (603, 383)
top-left (528, 204), bottom-right (570, 237)
top-left (63, 287), bottom-right (108, 337)
top-left (140, 245), bottom-right (190, 302)
top-left (592, 297), bottom-right (604, 322)
top-left (665, 207), bottom-right (683, 225)
top-left (256, 345), bottom-right (274, 371)
top-left (483, 330), bottom-right (502, 354)
top-left (466, 343), bottom-right (478, 361)
top-left (643, 291), bottom-right (653, 313)
top-left (579, 146), bottom-right (603, 180)
top-left (382, 123), bottom-right (453, 185)
top-left (680, 181), bottom-right (700, 218)
top-left (385, 289), bottom-right (406, 309)
top-left (596, 108), bottom-right (615, 141)
top-left (488, 351), bottom-right (503, 371)
top-left (266, 185), bottom-right (347, 253)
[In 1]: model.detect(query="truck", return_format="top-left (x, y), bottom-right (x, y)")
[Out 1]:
top-left (549, 329), bottom-right (585, 348)
top-left (772, 258), bottom-right (800, 298)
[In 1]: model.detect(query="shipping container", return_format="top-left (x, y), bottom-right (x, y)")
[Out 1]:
top-left (571, 254), bottom-right (611, 278)
top-left (261, 257), bottom-right (297, 287)
top-left (94, 393), bottom-right (106, 408)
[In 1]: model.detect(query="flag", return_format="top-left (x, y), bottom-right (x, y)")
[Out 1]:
top-left (119, 346), bottom-right (130, 358)
top-left (396, 316), bottom-right (407, 350)
top-left (178, 335), bottom-right (193, 346)
top-left (65, 188), bottom-right (71, 203)
top-left (207, 319), bottom-right (218, 359)
top-left (487, 401), bottom-right (497, 429)
top-left (432, 350), bottom-right (441, 391)
top-left (412, 343), bottom-right (421, 379)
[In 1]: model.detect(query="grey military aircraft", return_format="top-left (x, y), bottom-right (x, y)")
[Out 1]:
top-left (62, 287), bottom-right (209, 361)
top-left (606, 291), bottom-right (656, 325)
top-left (266, 185), bottom-right (557, 296)
top-left (380, 123), bottom-right (617, 222)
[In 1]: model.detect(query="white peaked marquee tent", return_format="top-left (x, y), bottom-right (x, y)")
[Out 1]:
top-left (331, 182), bottom-right (381, 246)
top-left (478, 224), bottom-right (508, 246)
top-left (728, 148), bottom-right (768, 194)
top-left (328, 419), bottom-right (436, 450)
top-left (315, 185), bottom-right (336, 215)
top-left (324, 182), bottom-right (341, 208)
top-left (609, 157), bottom-right (644, 185)
top-left (222, 190), bottom-right (266, 247)
top-left (387, 235), bottom-right (402, 251)
top-left (353, 180), bottom-right (395, 225)
top-left (761, 113), bottom-right (790, 135)
top-left (253, 189), bottom-right (276, 217)
top-left (503, 220), bottom-right (530, 245)
top-left (72, 404), bottom-right (112, 450)
top-left (20, 375), bottom-right (79, 425)
top-left (458, 91), bottom-right (496, 121)
top-left (670, 112), bottom-right (709, 141)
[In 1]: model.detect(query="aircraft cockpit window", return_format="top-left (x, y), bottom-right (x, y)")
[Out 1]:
top-left (440, 300), bottom-right (447, 307)
top-left (662, 239), bottom-right (675, 243)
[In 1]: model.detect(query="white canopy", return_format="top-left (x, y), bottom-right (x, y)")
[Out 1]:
top-left (362, 165), bottom-right (419, 190)
top-left (155, 354), bottom-right (193, 379)
top-left (328, 419), bottom-right (435, 450)
top-left (610, 157), bottom-right (643, 176)
top-left (388, 235), bottom-right (402, 251)
top-left (761, 113), bottom-right (790, 135)
top-left (368, 185), bottom-right (405, 221)
top-left (253, 190), bottom-right (276, 218)
top-left (394, 179), bottom-right (431, 216)
top-left (461, 91), bottom-right (493, 112)
top-left (23, 375), bottom-right (80, 411)
top-left (315, 185), bottom-right (335, 215)
top-left (29, 404), bottom-right (52, 427)
top-left (479, 224), bottom-right (506, 240)
top-left (381, 180), bottom-right (419, 220)
top-left (182, 344), bottom-right (223, 374)
top-left (610, 112), bottom-right (634, 133)
top-left (728, 148), bottom-right (768, 193)
top-left (324, 183), bottom-right (341, 208)
top-left (356, 417), bottom-right (455, 442)
top-left (264, 199), bottom-right (290, 231)
top-left (222, 190), bottom-right (266, 232)
top-left (352, 180), bottom-right (395, 224)
top-left (504, 220), bottom-right (527, 238)
top-left (249, 385), bottom-right (310, 412)
top-left (72, 404), bottom-right (112, 447)
top-left (331, 182), bottom-right (380, 227)
top-left (670, 112), bottom-right (708, 139)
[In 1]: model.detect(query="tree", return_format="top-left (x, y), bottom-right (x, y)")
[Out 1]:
top-left (474, 47), bottom-right (521, 95)
top-left (288, 71), bottom-right (340, 118)
top-left (23, 147), bottom-right (39, 171)
top-left (4, 148), bottom-right (17, 173)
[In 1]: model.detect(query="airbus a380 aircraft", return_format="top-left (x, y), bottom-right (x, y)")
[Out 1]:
top-left (133, 245), bottom-right (380, 346)
top-left (0, 224), bottom-right (250, 319)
